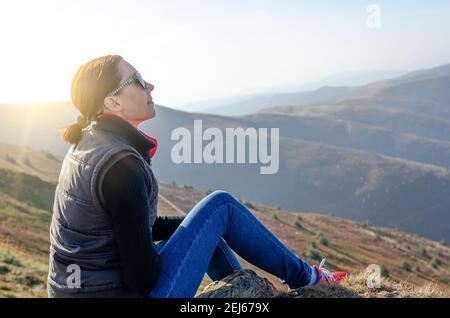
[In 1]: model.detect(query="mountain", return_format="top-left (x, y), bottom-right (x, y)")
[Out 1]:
top-left (0, 147), bottom-right (448, 297)
top-left (196, 86), bottom-right (353, 116)
top-left (178, 93), bottom-right (262, 112)
top-left (317, 70), bottom-right (404, 87)
top-left (185, 70), bottom-right (403, 115)
top-left (191, 63), bottom-right (449, 117)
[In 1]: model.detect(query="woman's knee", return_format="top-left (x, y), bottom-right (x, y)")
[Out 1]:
top-left (186, 190), bottom-right (240, 221)
top-left (205, 190), bottom-right (236, 205)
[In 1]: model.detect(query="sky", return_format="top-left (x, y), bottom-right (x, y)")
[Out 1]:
top-left (0, 0), bottom-right (449, 110)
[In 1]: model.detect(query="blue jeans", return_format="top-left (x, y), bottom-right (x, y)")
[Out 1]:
top-left (149, 190), bottom-right (312, 298)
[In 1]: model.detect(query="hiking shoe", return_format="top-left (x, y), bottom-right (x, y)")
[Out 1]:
top-left (314, 258), bottom-right (348, 285)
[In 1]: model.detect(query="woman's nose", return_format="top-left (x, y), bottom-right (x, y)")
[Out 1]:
top-left (146, 81), bottom-right (154, 93)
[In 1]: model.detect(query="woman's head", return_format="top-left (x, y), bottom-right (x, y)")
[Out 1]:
top-left (62, 55), bottom-right (155, 144)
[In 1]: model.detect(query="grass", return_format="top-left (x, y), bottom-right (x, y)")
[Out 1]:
top-left (286, 271), bottom-right (449, 298)
top-left (0, 245), bottom-right (47, 298)
top-left (197, 269), bottom-right (449, 298)
top-left (0, 250), bottom-right (23, 267)
top-left (0, 168), bottom-right (56, 211)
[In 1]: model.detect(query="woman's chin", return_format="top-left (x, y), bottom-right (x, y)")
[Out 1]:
top-left (144, 105), bottom-right (156, 120)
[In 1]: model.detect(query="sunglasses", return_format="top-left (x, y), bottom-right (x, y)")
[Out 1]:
top-left (107, 70), bottom-right (147, 96)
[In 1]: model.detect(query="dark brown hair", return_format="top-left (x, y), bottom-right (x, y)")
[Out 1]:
top-left (61, 55), bottom-right (124, 144)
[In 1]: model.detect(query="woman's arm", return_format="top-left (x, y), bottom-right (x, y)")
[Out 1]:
top-left (100, 155), bottom-right (161, 296)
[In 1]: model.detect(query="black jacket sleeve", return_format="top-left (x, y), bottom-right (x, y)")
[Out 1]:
top-left (99, 155), bottom-right (161, 296)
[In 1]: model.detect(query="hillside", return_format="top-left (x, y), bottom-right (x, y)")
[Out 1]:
top-left (0, 170), bottom-right (54, 297)
top-left (158, 183), bottom-right (450, 293)
top-left (0, 150), bottom-right (448, 297)
top-left (0, 143), bottom-right (62, 182)
top-left (139, 109), bottom-right (450, 242)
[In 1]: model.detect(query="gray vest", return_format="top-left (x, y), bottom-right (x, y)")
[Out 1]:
top-left (47, 124), bottom-right (158, 295)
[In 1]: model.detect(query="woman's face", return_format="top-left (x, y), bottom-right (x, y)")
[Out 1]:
top-left (105, 59), bottom-right (156, 126)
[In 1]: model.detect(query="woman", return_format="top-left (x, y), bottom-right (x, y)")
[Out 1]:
top-left (47, 55), bottom-right (347, 298)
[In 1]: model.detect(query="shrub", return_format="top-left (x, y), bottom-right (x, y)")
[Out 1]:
top-left (319, 236), bottom-right (329, 246)
top-left (272, 214), bottom-right (280, 221)
top-left (19, 275), bottom-right (42, 288)
top-left (205, 189), bottom-right (213, 195)
top-left (171, 180), bottom-right (177, 187)
top-left (430, 257), bottom-right (441, 269)
top-left (4, 153), bottom-right (16, 164)
top-left (244, 201), bottom-right (256, 210)
top-left (294, 221), bottom-right (304, 230)
top-left (401, 262), bottom-right (411, 272)
top-left (361, 221), bottom-right (370, 229)
top-left (420, 247), bottom-right (430, 259)
top-left (183, 184), bottom-right (193, 189)
top-left (306, 247), bottom-right (322, 262)
top-left (316, 232), bottom-right (329, 246)
top-left (0, 265), bottom-right (9, 274)
top-left (0, 251), bottom-right (23, 267)
top-left (380, 264), bottom-right (389, 278)
top-left (22, 157), bottom-right (32, 167)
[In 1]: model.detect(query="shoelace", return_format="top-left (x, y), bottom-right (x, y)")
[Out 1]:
top-left (317, 258), bottom-right (337, 284)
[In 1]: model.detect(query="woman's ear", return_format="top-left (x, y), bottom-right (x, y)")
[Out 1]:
top-left (103, 96), bottom-right (122, 113)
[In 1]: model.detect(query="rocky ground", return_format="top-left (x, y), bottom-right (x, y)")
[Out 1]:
top-left (196, 269), bottom-right (449, 298)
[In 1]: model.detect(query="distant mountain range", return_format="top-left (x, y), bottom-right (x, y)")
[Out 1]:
top-left (0, 63), bottom-right (449, 242)
top-left (184, 70), bottom-right (404, 115)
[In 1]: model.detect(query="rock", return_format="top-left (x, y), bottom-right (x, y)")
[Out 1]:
top-left (196, 269), bottom-right (279, 298)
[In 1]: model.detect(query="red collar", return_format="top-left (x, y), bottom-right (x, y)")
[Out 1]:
top-left (97, 114), bottom-right (158, 159)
